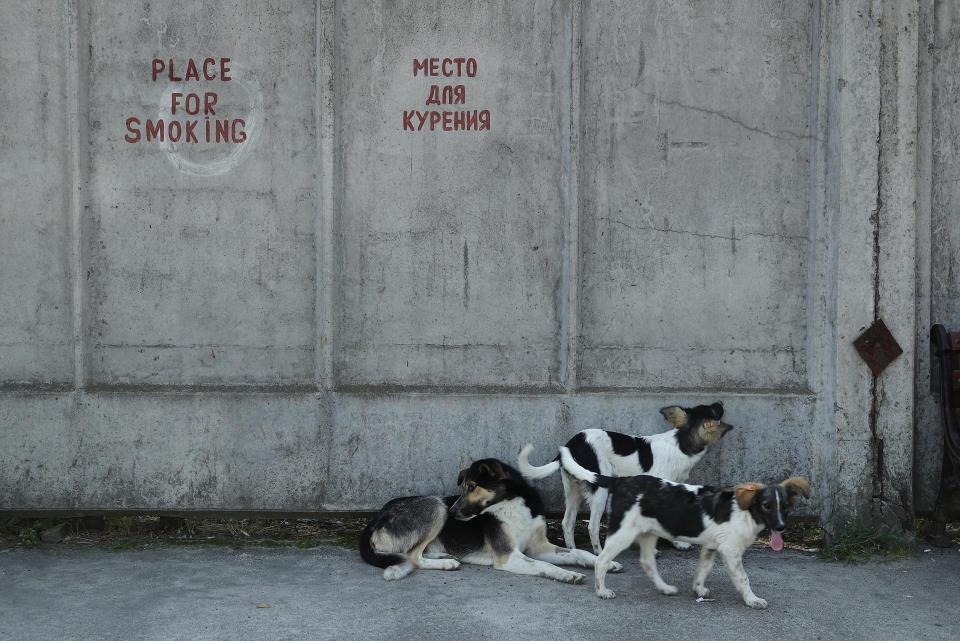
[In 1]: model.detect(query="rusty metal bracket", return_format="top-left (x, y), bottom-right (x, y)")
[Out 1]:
top-left (854, 318), bottom-right (903, 376)
top-left (929, 324), bottom-right (960, 546)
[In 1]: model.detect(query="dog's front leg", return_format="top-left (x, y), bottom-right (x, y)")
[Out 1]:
top-left (416, 556), bottom-right (461, 571)
top-left (495, 550), bottom-right (585, 584)
top-left (718, 547), bottom-right (766, 609)
top-left (527, 536), bottom-right (623, 573)
top-left (692, 547), bottom-right (717, 597)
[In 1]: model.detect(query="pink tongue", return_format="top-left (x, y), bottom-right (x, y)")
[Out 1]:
top-left (770, 530), bottom-right (784, 551)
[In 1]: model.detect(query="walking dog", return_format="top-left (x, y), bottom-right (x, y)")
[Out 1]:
top-left (554, 448), bottom-right (810, 609)
top-left (517, 402), bottom-right (734, 553)
top-left (359, 458), bottom-right (622, 582)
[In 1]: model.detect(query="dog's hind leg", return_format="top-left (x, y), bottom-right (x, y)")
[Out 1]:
top-left (587, 487), bottom-right (608, 554)
top-left (407, 505), bottom-right (459, 573)
top-left (718, 547), bottom-right (766, 609)
top-left (592, 526), bottom-right (635, 599)
top-left (637, 534), bottom-right (678, 596)
top-left (692, 547), bottom-right (717, 597)
top-left (377, 497), bottom-right (451, 580)
top-left (560, 470), bottom-right (582, 550)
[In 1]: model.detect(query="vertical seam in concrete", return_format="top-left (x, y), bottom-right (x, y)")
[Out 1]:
top-left (913, 0), bottom-right (934, 509)
top-left (873, 0), bottom-right (920, 524)
top-left (332, 0), bottom-right (344, 391)
top-left (559, 0), bottom-right (582, 394)
top-left (806, 0), bottom-right (825, 395)
top-left (820, 0), bottom-right (842, 534)
top-left (66, 0), bottom-right (89, 390)
top-left (805, 0), bottom-right (832, 517)
top-left (870, 24), bottom-right (884, 502)
top-left (316, 0), bottom-right (337, 390)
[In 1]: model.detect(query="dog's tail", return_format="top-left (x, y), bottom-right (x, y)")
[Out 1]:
top-left (358, 520), bottom-right (407, 569)
top-left (517, 444), bottom-right (561, 480)
top-left (559, 447), bottom-right (616, 488)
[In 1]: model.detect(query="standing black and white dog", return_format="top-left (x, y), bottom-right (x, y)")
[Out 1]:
top-left (359, 458), bottom-right (622, 583)
top-left (517, 403), bottom-right (734, 553)
top-left (556, 449), bottom-right (810, 609)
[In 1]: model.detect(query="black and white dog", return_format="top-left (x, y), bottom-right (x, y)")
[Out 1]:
top-left (557, 449), bottom-right (810, 609)
top-left (517, 403), bottom-right (734, 553)
top-left (359, 458), bottom-right (622, 583)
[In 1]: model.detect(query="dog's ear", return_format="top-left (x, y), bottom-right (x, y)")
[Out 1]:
top-left (710, 402), bottom-right (724, 418)
top-left (660, 406), bottom-right (688, 428)
top-left (457, 467), bottom-right (469, 486)
top-left (477, 460), bottom-right (504, 480)
top-left (780, 477), bottom-right (810, 506)
top-left (734, 483), bottom-right (761, 510)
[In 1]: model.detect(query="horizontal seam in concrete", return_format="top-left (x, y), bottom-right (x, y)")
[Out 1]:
top-left (333, 384), bottom-right (568, 396)
top-left (93, 344), bottom-right (316, 351)
top-left (75, 384), bottom-right (322, 395)
top-left (0, 385), bottom-right (817, 398)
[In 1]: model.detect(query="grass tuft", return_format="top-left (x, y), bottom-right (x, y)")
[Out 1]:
top-left (819, 521), bottom-right (917, 564)
top-left (331, 535), bottom-right (360, 550)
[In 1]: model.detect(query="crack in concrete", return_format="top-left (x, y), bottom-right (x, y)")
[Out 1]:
top-left (870, 28), bottom-right (886, 514)
top-left (597, 218), bottom-right (807, 243)
top-left (653, 96), bottom-right (817, 143)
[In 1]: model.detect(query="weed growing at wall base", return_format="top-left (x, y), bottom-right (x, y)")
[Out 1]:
top-left (819, 522), bottom-right (917, 564)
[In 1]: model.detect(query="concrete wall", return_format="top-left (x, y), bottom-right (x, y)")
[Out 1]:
top-left (0, 0), bottom-right (942, 533)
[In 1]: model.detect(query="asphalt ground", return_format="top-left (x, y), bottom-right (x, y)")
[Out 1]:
top-left (2, 543), bottom-right (959, 641)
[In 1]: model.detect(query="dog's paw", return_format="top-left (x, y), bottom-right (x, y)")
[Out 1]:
top-left (744, 596), bottom-right (768, 609)
top-left (671, 540), bottom-right (693, 551)
top-left (560, 571), bottom-right (585, 584)
top-left (694, 585), bottom-right (710, 598)
top-left (607, 560), bottom-right (623, 573)
top-left (438, 558), bottom-right (461, 571)
top-left (658, 584), bottom-right (679, 596)
top-left (596, 587), bottom-right (616, 599)
top-left (383, 563), bottom-right (414, 581)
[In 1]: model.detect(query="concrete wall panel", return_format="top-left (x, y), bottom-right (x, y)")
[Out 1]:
top-left (325, 394), bottom-right (570, 509)
top-left (0, 3), bottom-right (74, 384)
top-left (0, 392), bottom-right (330, 511)
top-left (579, 0), bottom-right (814, 390)
top-left (0, 394), bottom-right (78, 507)
top-left (336, 0), bottom-right (569, 388)
top-left (85, 1), bottom-right (317, 386)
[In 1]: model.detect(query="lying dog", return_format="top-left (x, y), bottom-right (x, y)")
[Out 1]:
top-left (556, 449), bottom-right (809, 608)
top-left (517, 402), bottom-right (734, 553)
top-left (359, 458), bottom-right (622, 582)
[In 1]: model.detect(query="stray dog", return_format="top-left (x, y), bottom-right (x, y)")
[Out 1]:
top-left (359, 458), bottom-right (622, 582)
top-left (558, 449), bottom-right (809, 608)
top-left (517, 402), bottom-right (733, 553)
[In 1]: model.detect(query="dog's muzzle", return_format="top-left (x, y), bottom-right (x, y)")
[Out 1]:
top-left (448, 503), bottom-right (473, 521)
